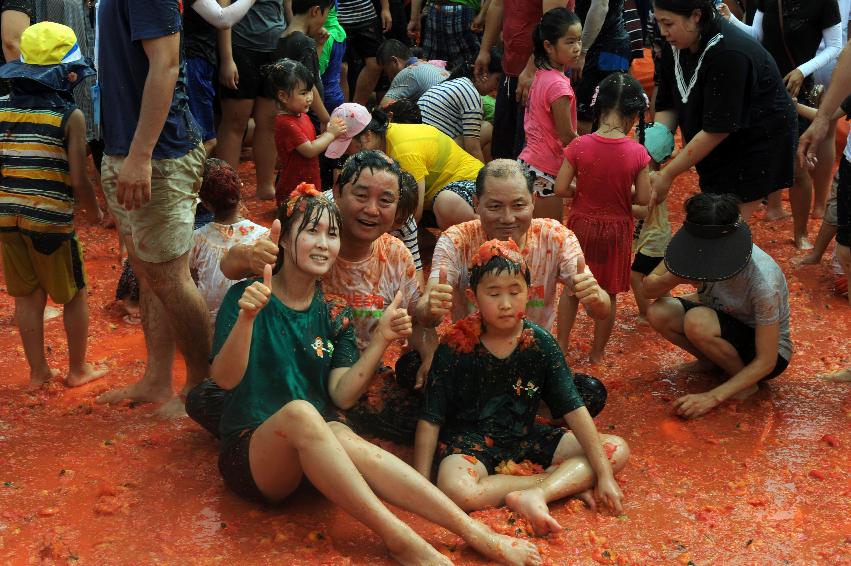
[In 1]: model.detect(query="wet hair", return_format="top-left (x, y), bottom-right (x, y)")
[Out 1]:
top-left (354, 107), bottom-right (390, 143)
top-left (448, 46), bottom-right (503, 81)
top-left (469, 255), bottom-right (531, 291)
top-left (384, 98), bottom-right (422, 124)
top-left (336, 149), bottom-right (404, 197)
top-left (264, 58), bottom-right (314, 98)
top-left (273, 193), bottom-right (342, 275)
top-left (200, 158), bottom-right (241, 216)
top-left (376, 39), bottom-right (412, 66)
top-left (290, 0), bottom-right (332, 15)
top-left (533, 7), bottom-right (582, 69)
top-left (592, 72), bottom-right (649, 145)
top-left (652, 0), bottom-right (718, 36)
top-left (397, 170), bottom-right (419, 225)
top-left (683, 192), bottom-right (741, 225)
top-left (475, 159), bottom-right (533, 198)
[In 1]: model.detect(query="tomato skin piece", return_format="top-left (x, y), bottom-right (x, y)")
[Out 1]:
top-left (820, 434), bottom-right (840, 448)
top-left (809, 469), bottom-right (826, 480)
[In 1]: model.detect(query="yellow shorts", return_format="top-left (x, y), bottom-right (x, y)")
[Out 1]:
top-left (101, 144), bottom-right (205, 264)
top-left (0, 231), bottom-right (86, 304)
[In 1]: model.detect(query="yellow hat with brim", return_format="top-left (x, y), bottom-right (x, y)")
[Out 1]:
top-left (0, 22), bottom-right (95, 91)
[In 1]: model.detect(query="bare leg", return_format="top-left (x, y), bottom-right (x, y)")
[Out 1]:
top-left (811, 120), bottom-right (837, 218)
top-left (557, 293), bottom-right (579, 353)
top-left (252, 97), bottom-right (278, 200)
top-left (432, 191), bottom-right (477, 230)
top-left (250, 402), bottom-right (452, 566)
top-left (353, 57), bottom-right (382, 106)
top-left (532, 195), bottom-right (565, 222)
top-left (646, 297), bottom-right (714, 368)
top-left (63, 288), bottom-right (107, 387)
top-left (14, 287), bottom-right (57, 388)
top-left (763, 190), bottom-right (790, 221)
top-left (589, 292), bottom-right (616, 364)
top-left (793, 223), bottom-right (837, 265)
top-left (739, 199), bottom-right (762, 223)
top-left (333, 424), bottom-right (542, 566)
top-left (214, 98), bottom-right (253, 171)
top-left (630, 271), bottom-right (649, 322)
top-left (791, 167), bottom-right (814, 249)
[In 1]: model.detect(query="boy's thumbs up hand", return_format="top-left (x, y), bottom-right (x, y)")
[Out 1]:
top-left (428, 266), bottom-right (454, 321)
top-left (378, 291), bottom-right (413, 342)
top-left (238, 264), bottom-right (273, 319)
top-left (251, 219), bottom-right (281, 275)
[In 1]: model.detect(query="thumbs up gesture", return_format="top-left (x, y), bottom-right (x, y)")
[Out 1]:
top-left (250, 219), bottom-right (282, 275)
top-left (238, 264), bottom-right (273, 319)
top-left (427, 266), bottom-right (454, 321)
top-left (571, 256), bottom-right (606, 310)
top-left (378, 291), bottom-right (413, 342)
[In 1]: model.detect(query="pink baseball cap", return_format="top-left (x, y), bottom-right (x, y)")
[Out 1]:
top-left (325, 103), bottom-right (372, 159)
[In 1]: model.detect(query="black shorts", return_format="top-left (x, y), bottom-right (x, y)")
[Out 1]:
top-left (631, 252), bottom-right (664, 276)
top-left (837, 156), bottom-right (851, 246)
top-left (676, 298), bottom-right (789, 380)
top-left (438, 423), bottom-right (565, 475)
top-left (492, 75), bottom-right (525, 159)
top-left (343, 18), bottom-right (383, 63)
top-left (220, 46), bottom-right (278, 100)
top-left (218, 429), bottom-right (267, 503)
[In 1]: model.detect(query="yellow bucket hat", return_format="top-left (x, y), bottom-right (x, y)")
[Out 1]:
top-left (0, 21), bottom-right (95, 91)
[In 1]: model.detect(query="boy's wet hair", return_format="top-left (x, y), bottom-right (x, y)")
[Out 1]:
top-left (591, 72), bottom-right (649, 145)
top-left (469, 239), bottom-right (530, 291)
top-left (274, 186), bottom-right (342, 275)
top-left (264, 58), bottom-right (314, 97)
top-left (291, 0), bottom-right (332, 15)
top-left (376, 39), bottom-right (412, 66)
top-left (335, 149), bottom-right (404, 197)
top-left (200, 158), bottom-right (241, 215)
top-left (397, 170), bottom-right (419, 225)
top-left (475, 159), bottom-right (533, 198)
top-left (532, 7), bottom-right (581, 69)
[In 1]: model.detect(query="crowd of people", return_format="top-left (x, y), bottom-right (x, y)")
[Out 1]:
top-left (0, 0), bottom-right (849, 564)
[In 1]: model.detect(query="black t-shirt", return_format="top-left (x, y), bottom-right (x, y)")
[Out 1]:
top-left (755, 0), bottom-right (841, 77)
top-left (575, 0), bottom-right (630, 57)
top-left (184, 0), bottom-right (217, 65)
top-left (655, 16), bottom-right (796, 195)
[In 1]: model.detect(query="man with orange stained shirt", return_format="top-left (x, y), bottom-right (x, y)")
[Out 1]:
top-left (415, 159), bottom-right (611, 363)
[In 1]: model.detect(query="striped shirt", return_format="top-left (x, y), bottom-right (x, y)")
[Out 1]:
top-left (0, 97), bottom-right (76, 241)
top-left (337, 0), bottom-right (377, 26)
top-left (418, 77), bottom-right (482, 139)
top-left (383, 62), bottom-right (449, 103)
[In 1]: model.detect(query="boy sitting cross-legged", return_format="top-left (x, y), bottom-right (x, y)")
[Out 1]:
top-left (414, 239), bottom-right (630, 536)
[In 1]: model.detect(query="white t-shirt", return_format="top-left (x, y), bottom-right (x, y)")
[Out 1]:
top-left (429, 218), bottom-right (587, 331)
top-left (190, 219), bottom-right (268, 321)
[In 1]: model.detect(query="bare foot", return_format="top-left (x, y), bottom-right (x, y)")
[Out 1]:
top-left (256, 186), bottom-right (276, 201)
top-left (28, 368), bottom-right (60, 390)
top-left (763, 208), bottom-right (791, 221)
top-left (731, 384), bottom-right (759, 401)
top-left (505, 488), bottom-right (562, 537)
top-left (792, 253), bottom-right (821, 267)
top-left (388, 535), bottom-right (453, 566)
top-left (812, 206), bottom-right (826, 219)
top-left (66, 363), bottom-right (108, 387)
top-left (678, 359), bottom-right (719, 374)
top-left (794, 236), bottom-right (814, 251)
top-left (155, 396), bottom-right (187, 419)
top-left (818, 368), bottom-right (851, 382)
top-left (464, 524), bottom-right (541, 566)
top-left (96, 380), bottom-right (172, 405)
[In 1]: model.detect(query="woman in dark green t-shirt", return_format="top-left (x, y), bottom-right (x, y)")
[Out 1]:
top-left (210, 185), bottom-right (541, 566)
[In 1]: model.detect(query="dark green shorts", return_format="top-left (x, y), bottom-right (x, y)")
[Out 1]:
top-left (438, 423), bottom-right (566, 474)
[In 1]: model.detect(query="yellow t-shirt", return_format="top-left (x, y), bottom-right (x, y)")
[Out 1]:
top-left (633, 201), bottom-right (671, 258)
top-left (385, 123), bottom-right (483, 203)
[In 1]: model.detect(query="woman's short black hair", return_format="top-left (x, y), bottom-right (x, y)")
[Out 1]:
top-left (652, 0), bottom-right (718, 36)
top-left (355, 107), bottom-right (391, 142)
top-left (384, 98), bottom-right (422, 124)
top-left (684, 192), bottom-right (741, 225)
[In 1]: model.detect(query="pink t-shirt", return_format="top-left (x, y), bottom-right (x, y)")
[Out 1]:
top-left (564, 134), bottom-right (650, 218)
top-left (428, 218), bottom-right (586, 331)
top-left (518, 69), bottom-right (577, 177)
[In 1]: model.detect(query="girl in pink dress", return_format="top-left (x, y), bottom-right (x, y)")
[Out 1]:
top-left (555, 73), bottom-right (651, 363)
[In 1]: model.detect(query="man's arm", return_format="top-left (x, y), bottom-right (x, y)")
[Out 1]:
top-left (1, 9), bottom-right (29, 62)
top-left (474, 0), bottom-right (503, 81)
top-left (117, 34), bottom-right (182, 211)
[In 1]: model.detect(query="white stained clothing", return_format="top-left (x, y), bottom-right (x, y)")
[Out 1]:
top-left (191, 0), bottom-right (258, 29)
top-left (190, 219), bottom-right (268, 321)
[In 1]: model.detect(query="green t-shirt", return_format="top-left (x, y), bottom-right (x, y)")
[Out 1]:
top-left (420, 318), bottom-right (584, 441)
top-left (482, 95), bottom-right (495, 123)
top-left (215, 280), bottom-right (360, 441)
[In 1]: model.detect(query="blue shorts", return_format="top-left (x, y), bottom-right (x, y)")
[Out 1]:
top-left (185, 57), bottom-right (217, 142)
